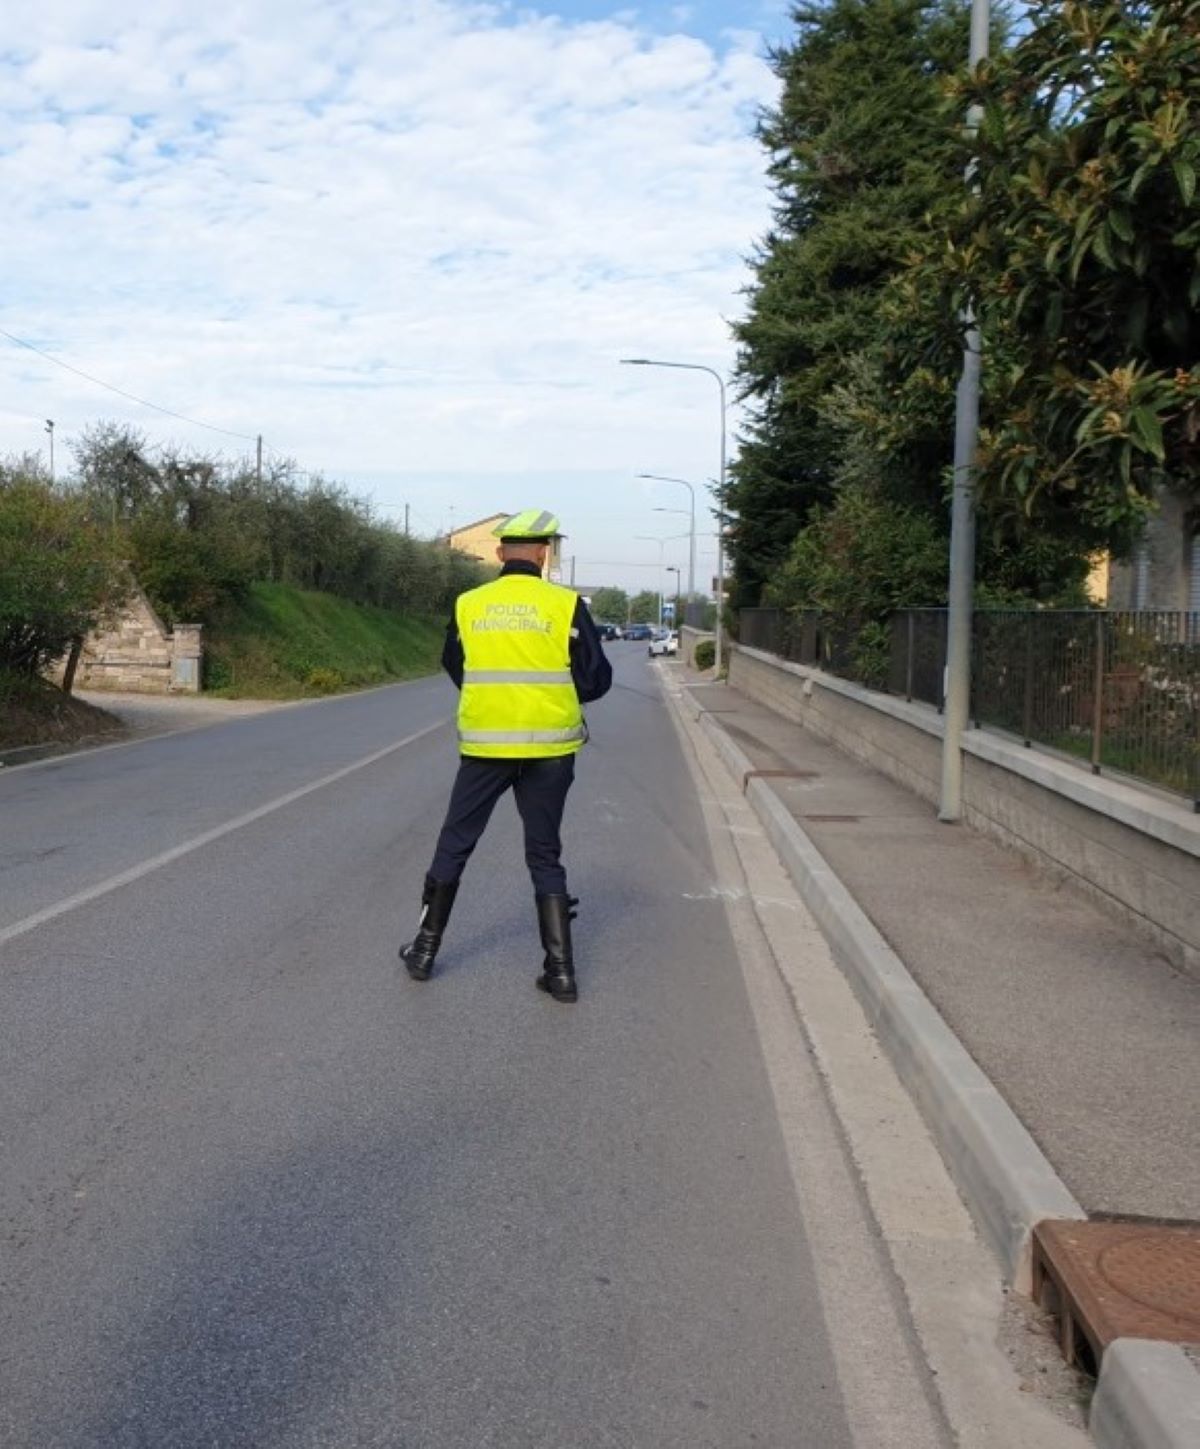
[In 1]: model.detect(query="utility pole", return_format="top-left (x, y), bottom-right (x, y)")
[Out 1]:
top-left (939, 0), bottom-right (991, 823)
top-left (256, 434), bottom-right (263, 486)
top-left (404, 503), bottom-right (410, 536)
top-left (45, 419), bottom-right (54, 482)
top-left (570, 555), bottom-right (576, 587)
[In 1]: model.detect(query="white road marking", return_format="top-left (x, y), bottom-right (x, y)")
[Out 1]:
top-left (0, 718), bottom-right (449, 948)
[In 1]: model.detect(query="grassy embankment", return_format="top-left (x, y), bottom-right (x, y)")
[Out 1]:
top-left (0, 583), bottom-right (445, 751)
top-left (203, 582), bottom-right (446, 698)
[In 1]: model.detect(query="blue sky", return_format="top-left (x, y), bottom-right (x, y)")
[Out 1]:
top-left (2, 0), bottom-right (792, 591)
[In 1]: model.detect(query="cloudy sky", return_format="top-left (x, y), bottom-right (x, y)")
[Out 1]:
top-left (3, 0), bottom-right (786, 591)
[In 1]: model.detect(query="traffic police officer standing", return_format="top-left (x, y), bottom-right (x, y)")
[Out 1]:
top-left (400, 510), bottom-right (612, 1003)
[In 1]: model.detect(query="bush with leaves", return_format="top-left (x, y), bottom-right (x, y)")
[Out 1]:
top-left (0, 464), bottom-right (126, 676)
top-left (765, 484), bottom-right (948, 615)
top-left (895, 0), bottom-right (1200, 549)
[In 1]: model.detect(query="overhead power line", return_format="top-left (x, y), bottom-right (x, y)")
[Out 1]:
top-left (0, 325), bottom-right (260, 443)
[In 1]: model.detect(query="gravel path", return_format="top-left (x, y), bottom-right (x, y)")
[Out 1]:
top-left (75, 690), bottom-right (290, 736)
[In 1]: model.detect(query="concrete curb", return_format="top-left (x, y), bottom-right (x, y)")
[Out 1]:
top-left (686, 694), bottom-right (1084, 1286)
top-left (1091, 1341), bottom-right (1200, 1449)
top-left (676, 683), bottom-right (1200, 1449)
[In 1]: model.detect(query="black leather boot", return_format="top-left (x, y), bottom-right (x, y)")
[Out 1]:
top-left (535, 893), bottom-right (578, 1003)
top-left (399, 874), bottom-right (459, 981)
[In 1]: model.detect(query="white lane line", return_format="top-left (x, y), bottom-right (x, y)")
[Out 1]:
top-left (0, 718), bottom-right (449, 948)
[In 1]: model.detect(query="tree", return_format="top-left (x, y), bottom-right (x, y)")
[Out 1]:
top-left (895, 0), bottom-right (1200, 551)
top-left (72, 421), bottom-right (161, 526)
top-left (728, 0), bottom-right (976, 605)
top-left (587, 587), bottom-right (628, 622)
top-left (628, 589), bottom-right (659, 624)
top-left (62, 422), bottom-right (490, 623)
top-left (0, 465), bottom-right (126, 677)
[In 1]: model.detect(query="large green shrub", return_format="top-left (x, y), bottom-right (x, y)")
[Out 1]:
top-left (0, 467), bottom-right (126, 676)
top-left (895, 0), bottom-right (1200, 547)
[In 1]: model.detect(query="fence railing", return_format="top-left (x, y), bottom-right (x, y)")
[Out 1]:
top-left (737, 606), bottom-right (1200, 809)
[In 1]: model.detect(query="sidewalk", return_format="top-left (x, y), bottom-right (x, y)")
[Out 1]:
top-left (683, 674), bottom-right (1200, 1222)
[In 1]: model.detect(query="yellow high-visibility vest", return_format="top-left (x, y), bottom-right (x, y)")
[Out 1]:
top-left (455, 574), bottom-right (584, 758)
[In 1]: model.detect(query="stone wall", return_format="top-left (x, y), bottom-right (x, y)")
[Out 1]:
top-left (728, 643), bottom-right (1200, 977)
top-left (51, 586), bottom-right (203, 694)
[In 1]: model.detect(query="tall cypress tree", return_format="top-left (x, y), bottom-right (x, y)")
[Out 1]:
top-left (729, 0), bottom-right (973, 606)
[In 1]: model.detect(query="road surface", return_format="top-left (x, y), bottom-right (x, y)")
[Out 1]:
top-left (0, 651), bottom-right (956, 1447)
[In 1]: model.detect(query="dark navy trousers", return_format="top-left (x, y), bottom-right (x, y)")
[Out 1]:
top-left (429, 754), bottom-right (576, 896)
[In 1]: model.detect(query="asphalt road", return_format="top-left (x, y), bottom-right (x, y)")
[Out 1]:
top-left (0, 651), bottom-right (939, 1448)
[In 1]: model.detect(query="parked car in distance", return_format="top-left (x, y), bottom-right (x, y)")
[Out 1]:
top-left (596, 622), bottom-right (621, 641)
top-left (623, 623), bottom-right (654, 641)
top-left (648, 630), bottom-right (679, 658)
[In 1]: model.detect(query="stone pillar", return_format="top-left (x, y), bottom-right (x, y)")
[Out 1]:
top-left (170, 624), bottom-right (203, 693)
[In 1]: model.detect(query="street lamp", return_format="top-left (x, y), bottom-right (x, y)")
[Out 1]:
top-left (44, 419), bottom-right (54, 482)
top-left (940, 0), bottom-right (991, 822)
top-left (637, 473), bottom-right (697, 601)
top-left (621, 360), bottom-right (727, 672)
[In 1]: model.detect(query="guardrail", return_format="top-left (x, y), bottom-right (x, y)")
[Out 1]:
top-left (737, 607), bottom-right (1200, 809)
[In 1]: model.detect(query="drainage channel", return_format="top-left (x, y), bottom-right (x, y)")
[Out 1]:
top-left (1033, 1217), bottom-right (1200, 1378)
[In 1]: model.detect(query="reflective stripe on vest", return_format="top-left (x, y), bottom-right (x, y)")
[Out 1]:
top-left (459, 726), bottom-right (586, 744)
top-left (455, 574), bottom-right (583, 758)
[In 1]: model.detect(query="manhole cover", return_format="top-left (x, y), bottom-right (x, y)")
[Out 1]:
top-left (1098, 1237), bottom-right (1200, 1327)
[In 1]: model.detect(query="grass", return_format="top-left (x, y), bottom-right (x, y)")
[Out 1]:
top-left (0, 668), bottom-right (123, 751)
top-left (203, 582), bottom-right (446, 699)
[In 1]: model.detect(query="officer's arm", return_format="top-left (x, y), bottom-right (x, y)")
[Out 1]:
top-left (441, 617), bottom-right (464, 690)
top-left (569, 599), bottom-right (613, 703)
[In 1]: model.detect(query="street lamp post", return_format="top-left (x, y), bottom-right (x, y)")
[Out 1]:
top-left (44, 419), bottom-right (54, 482)
top-left (637, 473), bottom-right (696, 601)
top-left (940, 0), bottom-right (991, 823)
top-left (666, 566), bottom-right (681, 627)
top-left (621, 360), bottom-right (727, 672)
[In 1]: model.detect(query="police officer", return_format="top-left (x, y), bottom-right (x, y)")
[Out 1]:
top-left (399, 510), bottom-right (612, 1003)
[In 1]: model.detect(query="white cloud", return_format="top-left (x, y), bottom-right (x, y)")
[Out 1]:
top-left (2, 0), bottom-right (779, 587)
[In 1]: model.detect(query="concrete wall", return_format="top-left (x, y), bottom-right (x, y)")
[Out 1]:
top-left (51, 586), bottom-right (203, 694)
top-left (679, 624), bottom-right (714, 668)
top-left (729, 644), bottom-right (1200, 977)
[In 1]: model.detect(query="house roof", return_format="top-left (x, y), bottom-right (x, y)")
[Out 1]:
top-left (447, 511), bottom-right (510, 539)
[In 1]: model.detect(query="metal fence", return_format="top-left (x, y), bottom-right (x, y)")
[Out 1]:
top-left (738, 606), bottom-right (1200, 808)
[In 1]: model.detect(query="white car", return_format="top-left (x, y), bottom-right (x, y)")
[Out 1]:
top-left (648, 630), bottom-right (679, 658)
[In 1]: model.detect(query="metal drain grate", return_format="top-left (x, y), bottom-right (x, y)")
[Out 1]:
top-left (1032, 1218), bottom-right (1200, 1373)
